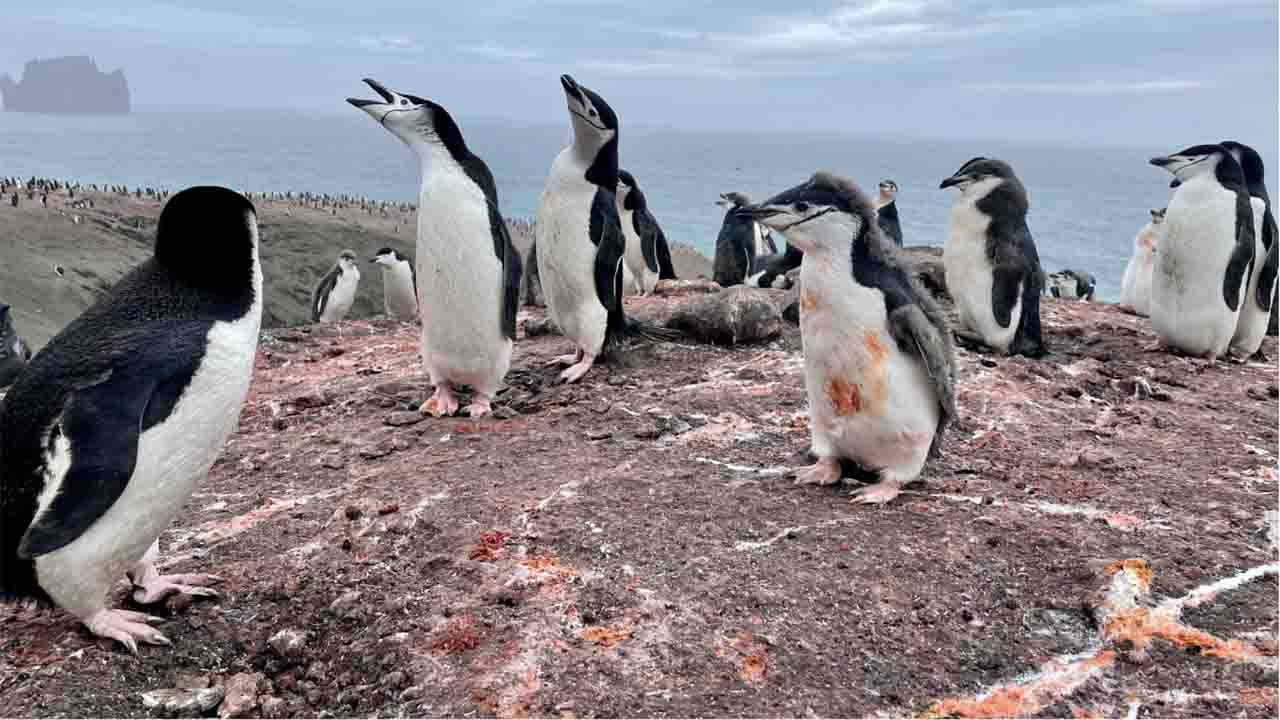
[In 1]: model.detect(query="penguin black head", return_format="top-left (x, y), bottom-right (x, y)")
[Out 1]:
top-left (738, 172), bottom-right (879, 254)
top-left (878, 179), bottom-right (899, 200)
top-left (716, 191), bottom-right (752, 210)
top-left (1150, 207), bottom-right (1166, 224)
top-left (154, 186), bottom-right (258, 294)
top-left (617, 170), bottom-right (638, 190)
top-left (348, 78), bottom-right (469, 160)
top-left (1150, 144), bottom-right (1243, 188)
top-left (559, 75), bottom-right (619, 185)
top-left (334, 249), bottom-right (359, 273)
top-left (1219, 141), bottom-right (1266, 187)
top-left (939, 157), bottom-right (1018, 192)
top-left (371, 247), bottom-right (408, 266)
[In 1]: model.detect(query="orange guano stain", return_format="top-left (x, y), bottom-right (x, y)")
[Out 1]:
top-left (799, 292), bottom-right (818, 311)
top-left (1102, 558), bottom-right (1153, 588)
top-left (826, 377), bottom-right (863, 416)
top-left (1103, 607), bottom-right (1269, 663)
top-left (924, 652), bottom-right (1116, 719)
top-left (863, 329), bottom-right (891, 365)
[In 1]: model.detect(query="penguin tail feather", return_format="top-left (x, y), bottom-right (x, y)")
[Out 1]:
top-left (623, 316), bottom-right (682, 343)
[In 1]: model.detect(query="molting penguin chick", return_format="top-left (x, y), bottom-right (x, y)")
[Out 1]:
top-left (940, 157), bottom-right (1047, 357)
top-left (714, 192), bottom-right (775, 286)
top-left (1219, 141), bottom-right (1277, 360)
top-left (311, 249), bottom-right (360, 323)
top-left (1149, 145), bottom-right (1255, 360)
top-left (0, 186), bottom-right (261, 652)
top-left (741, 172), bottom-right (956, 505)
top-left (0, 304), bottom-right (33, 389)
top-left (370, 247), bottom-right (418, 321)
top-left (875, 180), bottom-right (903, 247)
top-left (615, 169), bottom-right (676, 295)
top-left (349, 79), bottom-right (521, 416)
top-left (1119, 208), bottom-right (1164, 316)
top-left (534, 74), bottom-right (673, 384)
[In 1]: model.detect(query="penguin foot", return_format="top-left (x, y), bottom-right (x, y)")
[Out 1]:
top-left (131, 573), bottom-right (223, 605)
top-left (549, 352), bottom-right (582, 367)
top-left (1251, 349), bottom-right (1269, 363)
top-left (420, 385), bottom-right (460, 417)
top-left (84, 608), bottom-right (169, 654)
top-left (953, 331), bottom-right (990, 354)
top-left (849, 480), bottom-right (904, 505)
top-left (559, 354), bottom-right (597, 384)
top-left (793, 458), bottom-right (841, 486)
top-left (464, 394), bottom-right (493, 418)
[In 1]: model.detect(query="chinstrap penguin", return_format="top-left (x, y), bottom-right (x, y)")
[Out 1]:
top-left (0, 304), bottom-right (33, 389)
top-left (534, 74), bottom-right (673, 384)
top-left (311, 249), bottom-right (361, 323)
top-left (747, 243), bottom-right (804, 289)
top-left (1149, 145), bottom-right (1255, 361)
top-left (714, 192), bottom-right (775, 287)
top-left (940, 158), bottom-right (1047, 357)
top-left (741, 172), bottom-right (956, 505)
top-left (615, 169), bottom-right (676, 295)
top-left (875, 180), bottom-right (903, 247)
top-left (370, 247), bottom-right (419, 321)
top-left (0, 186), bottom-right (262, 652)
top-left (1220, 141), bottom-right (1277, 360)
top-left (349, 78), bottom-right (522, 416)
top-left (1046, 269), bottom-right (1096, 301)
top-left (1119, 208), bottom-right (1164, 316)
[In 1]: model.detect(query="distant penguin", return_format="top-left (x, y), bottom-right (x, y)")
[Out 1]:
top-left (370, 247), bottom-right (418, 321)
top-left (1149, 145), bottom-right (1255, 360)
top-left (747, 243), bottom-right (804, 289)
top-left (311, 250), bottom-right (360, 323)
top-left (1220, 141), bottom-right (1277, 359)
top-left (1120, 208), bottom-right (1165, 316)
top-left (940, 157), bottom-right (1047, 357)
top-left (875, 179), bottom-right (903, 247)
top-left (534, 74), bottom-right (672, 384)
top-left (1046, 269), bottom-right (1096, 301)
top-left (615, 169), bottom-right (675, 295)
top-left (0, 186), bottom-right (261, 652)
top-left (713, 192), bottom-right (768, 286)
top-left (741, 172), bottom-right (955, 505)
top-left (0, 304), bottom-right (33, 388)
top-left (349, 79), bottom-right (521, 416)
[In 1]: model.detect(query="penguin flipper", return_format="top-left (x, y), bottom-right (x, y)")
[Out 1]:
top-left (1223, 192), bottom-right (1257, 312)
top-left (1256, 214), bottom-right (1278, 312)
top-left (889, 304), bottom-right (957, 421)
top-left (312, 267), bottom-right (338, 322)
top-left (654, 226), bottom-right (677, 280)
top-left (17, 368), bottom-right (163, 558)
top-left (589, 190), bottom-right (628, 348)
top-left (635, 207), bottom-right (661, 274)
top-left (491, 206), bottom-right (523, 340)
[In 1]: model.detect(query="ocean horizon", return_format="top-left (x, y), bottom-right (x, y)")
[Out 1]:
top-left (3, 107), bottom-right (1276, 302)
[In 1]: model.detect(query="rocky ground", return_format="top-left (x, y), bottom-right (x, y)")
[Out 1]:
top-left (0, 286), bottom-right (1277, 718)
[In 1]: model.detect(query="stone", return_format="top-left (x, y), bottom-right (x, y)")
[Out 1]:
top-left (653, 278), bottom-right (722, 297)
top-left (217, 673), bottom-right (262, 718)
top-left (261, 697), bottom-right (288, 719)
top-left (666, 287), bottom-right (783, 345)
top-left (901, 246), bottom-right (949, 303)
top-left (328, 590), bottom-right (363, 619)
top-left (522, 315), bottom-right (558, 337)
top-left (384, 411), bottom-right (423, 427)
top-left (268, 628), bottom-right (307, 659)
top-left (140, 688), bottom-right (225, 717)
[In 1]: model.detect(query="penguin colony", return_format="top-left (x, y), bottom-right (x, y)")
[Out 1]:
top-left (0, 68), bottom-right (1273, 655)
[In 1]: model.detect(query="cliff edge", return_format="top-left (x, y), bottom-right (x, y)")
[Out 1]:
top-left (1, 56), bottom-right (130, 114)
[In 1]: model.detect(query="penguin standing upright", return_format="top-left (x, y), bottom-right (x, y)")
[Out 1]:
top-left (875, 180), bottom-right (904, 247)
top-left (348, 79), bottom-right (521, 416)
top-left (1220, 141), bottom-right (1277, 359)
top-left (713, 192), bottom-right (771, 287)
top-left (311, 250), bottom-right (361, 323)
top-left (615, 169), bottom-right (675, 295)
top-left (741, 172), bottom-right (956, 505)
top-left (1149, 145), bottom-right (1255, 360)
top-left (0, 186), bottom-right (261, 652)
top-left (370, 247), bottom-right (419, 321)
top-left (940, 158), bottom-right (1047, 357)
top-left (535, 74), bottom-right (671, 383)
top-left (1119, 208), bottom-right (1165, 316)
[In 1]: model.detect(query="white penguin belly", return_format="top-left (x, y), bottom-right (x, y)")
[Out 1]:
top-left (1229, 198), bottom-right (1270, 356)
top-left (619, 209), bottom-right (657, 295)
top-left (417, 178), bottom-right (511, 394)
top-left (1120, 225), bottom-right (1156, 316)
top-left (944, 202), bottom-right (1020, 351)
top-left (1151, 180), bottom-right (1242, 359)
top-left (800, 261), bottom-right (939, 481)
top-left (382, 263), bottom-right (419, 320)
top-left (35, 303), bottom-right (262, 617)
top-left (536, 172), bottom-right (608, 356)
top-left (320, 270), bottom-right (359, 323)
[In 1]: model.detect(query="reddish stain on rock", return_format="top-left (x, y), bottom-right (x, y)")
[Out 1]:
top-left (432, 614), bottom-right (483, 656)
top-left (470, 530), bottom-right (511, 562)
top-left (718, 632), bottom-right (771, 686)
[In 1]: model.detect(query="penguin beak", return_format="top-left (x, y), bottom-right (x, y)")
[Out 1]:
top-left (1149, 156), bottom-right (1173, 169)
top-left (560, 74), bottom-right (584, 103)
top-left (939, 175), bottom-right (966, 189)
top-left (347, 78), bottom-right (396, 113)
top-left (737, 204), bottom-right (782, 221)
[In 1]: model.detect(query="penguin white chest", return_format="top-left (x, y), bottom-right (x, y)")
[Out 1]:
top-left (535, 164), bottom-right (608, 355)
top-left (618, 208), bottom-right (657, 295)
top-left (1120, 223), bottom-right (1157, 315)
top-left (416, 172), bottom-right (511, 393)
top-left (944, 191), bottom-right (1020, 351)
top-left (35, 299), bottom-right (262, 616)
top-left (320, 269), bottom-right (359, 323)
top-left (381, 261), bottom-right (419, 320)
top-left (798, 257), bottom-right (939, 482)
top-left (1151, 178), bottom-right (1241, 359)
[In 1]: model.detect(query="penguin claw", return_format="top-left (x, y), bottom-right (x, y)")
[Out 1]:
top-left (558, 356), bottom-right (596, 384)
top-left (849, 482), bottom-right (904, 505)
top-left (131, 574), bottom-right (223, 605)
top-left (85, 609), bottom-right (170, 653)
top-left (464, 395), bottom-right (493, 418)
top-left (549, 353), bottom-right (581, 367)
top-left (420, 386), bottom-right (460, 417)
top-left (793, 459), bottom-right (842, 486)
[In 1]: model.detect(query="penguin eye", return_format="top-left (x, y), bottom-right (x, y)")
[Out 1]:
top-left (588, 108), bottom-right (597, 118)
top-left (794, 202), bottom-right (810, 213)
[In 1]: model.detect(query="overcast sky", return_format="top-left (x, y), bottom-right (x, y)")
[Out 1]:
top-left (3, 1), bottom-right (1276, 147)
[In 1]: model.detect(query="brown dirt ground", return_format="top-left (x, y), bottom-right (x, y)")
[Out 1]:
top-left (0, 293), bottom-right (1277, 719)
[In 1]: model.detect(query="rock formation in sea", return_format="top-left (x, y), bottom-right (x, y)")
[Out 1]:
top-left (0, 56), bottom-right (130, 114)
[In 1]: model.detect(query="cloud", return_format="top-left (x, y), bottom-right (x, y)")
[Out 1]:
top-left (466, 43), bottom-right (542, 62)
top-left (965, 79), bottom-right (1208, 95)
